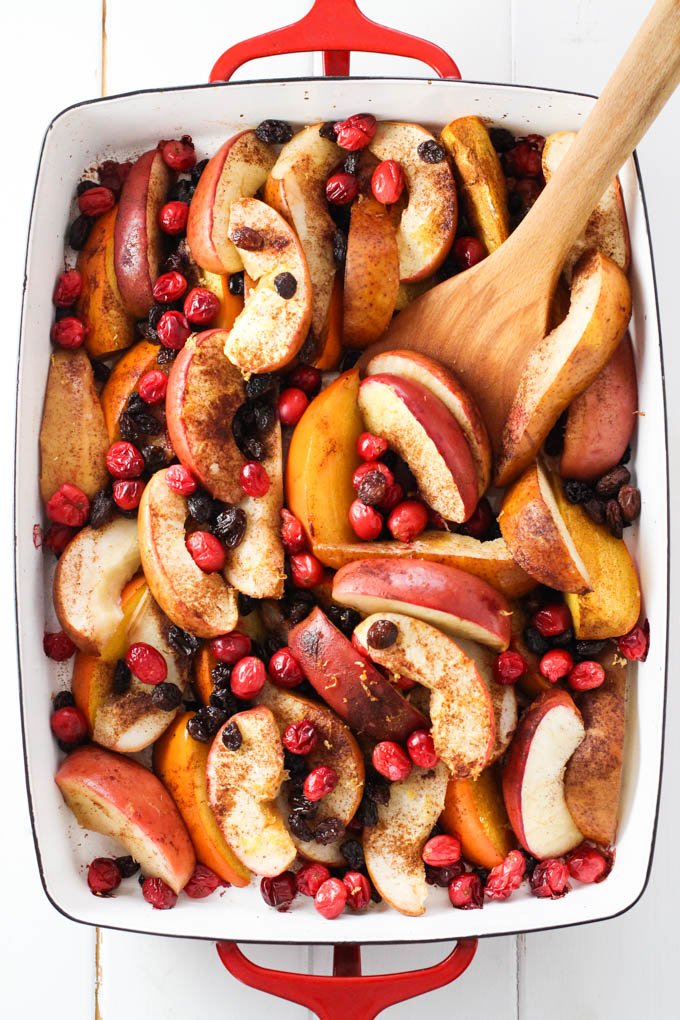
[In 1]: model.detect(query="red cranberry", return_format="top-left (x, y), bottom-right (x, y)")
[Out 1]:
top-left (448, 873), bottom-right (484, 910)
top-left (184, 864), bottom-right (226, 898)
top-left (371, 160), bottom-right (405, 204)
top-left (352, 460), bottom-right (394, 491)
top-left (152, 271), bottom-right (188, 304)
top-left (43, 631), bottom-right (76, 661)
top-left (357, 432), bottom-right (389, 461)
top-left (314, 877), bottom-right (347, 919)
top-left (166, 464), bottom-right (197, 496)
top-left (568, 660), bottom-right (606, 691)
top-left (51, 316), bottom-right (86, 349)
top-left (78, 186), bottom-right (116, 218)
top-left (44, 523), bottom-right (75, 555)
top-left (515, 177), bottom-right (543, 211)
top-left (343, 871), bottom-right (371, 910)
top-left (290, 552), bottom-right (325, 589)
top-left (617, 621), bottom-right (650, 661)
top-left (349, 500), bottom-right (383, 541)
top-left (485, 849), bottom-right (526, 900)
top-left (325, 172), bottom-right (359, 205)
top-left (161, 136), bottom-right (196, 172)
top-left (50, 705), bottom-right (88, 746)
top-left (240, 461), bottom-right (270, 498)
top-left (268, 647), bottom-right (305, 688)
top-left (278, 387), bottom-right (309, 426)
top-left (106, 441), bottom-right (145, 479)
top-left (530, 858), bottom-right (570, 899)
top-left (87, 858), bottom-right (122, 896)
top-left (183, 287), bottom-right (220, 326)
top-left (531, 603), bottom-right (572, 637)
top-left (539, 648), bottom-right (574, 683)
top-left (387, 500), bottom-right (428, 542)
top-left (372, 741), bottom-right (412, 782)
top-left (112, 478), bottom-right (145, 511)
top-left (142, 876), bottom-right (177, 909)
top-left (287, 365), bottom-right (322, 396)
top-left (406, 729), bottom-right (438, 768)
top-left (126, 642), bottom-right (168, 685)
top-left (159, 200), bottom-right (189, 235)
top-left (138, 370), bottom-right (168, 404)
top-left (46, 483), bottom-right (90, 526)
top-left (379, 482), bottom-right (405, 514)
top-left (303, 765), bottom-right (338, 802)
top-left (231, 656), bottom-right (266, 698)
top-left (261, 871), bottom-right (297, 911)
top-left (422, 835), bottom-right (462, 868)
top-left (53, 269), bottom-right (82, 307)
top-left (280, 509), bottom-right (307, 554)
top-left (186, 531), bottom-right (226, 573)
top-left (493, 650), bottom-right (526, 685)
top-left (282, 718), bottom-right (318, 755)
top-left (503, 141), bottom-right (542, 178)
top-left (334, 113), bottom-right (377, 151)
top-left (157, 310), bottom-right (191, 349)
top-left (296, 863), bottom-right (331, 897)
top-left (459, 497), bottom-right (494, 539)
top-left (452, 236), bottom-right (487, 271)
top-left (211, 632), bottom-right (252, 664)
top-left (565, 844), bottom-right (613, 884)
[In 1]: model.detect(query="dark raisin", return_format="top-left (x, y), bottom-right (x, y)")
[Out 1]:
top-left (263, 634), bottom-right (285, 659)
top-left (76, 179), bottom-right (99, 196)
top-left (115, 855), bottom-right (140, 878)
top-left (202, 705), bottom-right (229, 735)
top-left (137, 319), bottom-right (158, 342)
top-left (288, 598), bottom-right (315, 626)
top-left (618, 485), bottom-right (641, 523)
top-left (191, 158), bottom-right (209, 183)
top-left (365, 775), bottom-right (390, 806)
top-left (417, 139), bottom-right (446, 163)
top-left (605, 499), bottom-right (624, 539)
top-left (238, 592), bottom-right (257, 616)
top-left (161, 249), bottom-right (186, 275)
top-left (211, 662), bottom-right (233, 689)
top-left (243, 436), bottom-right (265, 461)
top-left (367, 619), bottom-right (398, 650)
top-left (186, 715), bottom-right (210, 743)
top-left (169, 178), bottom-right (195, 204)
top-left (489, 127), bottom-right (516, 153)
top-left (332, 229), bottom-right (347, 266)
top-left (551, 628), bottom-right (575, 649)
top-left (343, 151), bottom-right (361, 175)
top-left (128, 409), bottom-right (163, 435)
top-left (210, 689), bottom-right (239, 715)
top-left (595, 466), bottom-right (631, 499)
top-left (357, 469), bottom-right (388, 507)
top-left (52, 691), bottom-right (75, 710)
top-left (328, 200), bottom-right (351, 233)
top-left (255, 119), bottom-right (293, 145)
top-left (327, 604), bottom-right (361, 638)
top-left (212, 505), bottom-right (247, 548)
top-left (113, 659), bottom-right (131, 695)
top-left (91, 359), bottom-right (111, 384)
top-left (231, 226), bottom-right (264, 252)
top-left (575, 639), bottom-right (607, 660)
top-left (137, 873), bottom-right (146, 887)
top-left (289, 792), bottom-right (318, 818)
top-left (508, 190), bottom-right (523, 215)
top-left (543, 413), bottom-right (567, 456)
top-left (222, 721), bottom-right (242, 751)
top-left (187, 490), bottom-right (219, 523)
top-left (246, 373), bottom-right (277, 400)
top-left (288, 812), bottom-right (314, 842)
top-left (90, 490), bottom-right (114, 529)
top-left (118, 413), bottom-right (138, 444)
top-left (228, 271), bottom-right (245, 296)
top-left (167, 625), bottom-right (199, 657)
top-left (319, 121), bottom-right (338, 141)
top-left (156, 346), bottom-right (179, 366)
top-left (253, 402), bottom-right (276, 435)
top-left (54, 306), bottom-right (75, 321)
top-left (358, 796), bottom-right (379, 827)
top-left (583, 498), bottom-right (606, 525)
top-left (524, 626), bottom-right (549, 657)
top-left (339, 348), bottom-right (361, 371)
top-left (314, 817), bottom-right (346, 845)
top-left (68, 215), bottom-right (94, 250)
top-left (619, 445), bottom-right (632, 466)
top-left (183, 698), bottom-right (201, 713)
top-left (274, 272), bottom-right (297, 299)
top-left (564, 480), bottom-right (594, 504)
top-left (340, 839), bottom-right (365, 871)
top-left (370, 886), bottom-right (382, 904)
top-left (284, 749), bottom-right (309, 781)
top-left (141, 444), bottom-right (172, 473)
top-left (151, 682), bottom-right (183, 711)
top-left (425, 862), bottom-right (465, 887)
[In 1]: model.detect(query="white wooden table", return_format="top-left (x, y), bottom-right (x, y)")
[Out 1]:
top-left (1, 2), bottom-right (677, 1016)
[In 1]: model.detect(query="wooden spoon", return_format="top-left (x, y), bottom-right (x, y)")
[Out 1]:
top-left (373, 0), bottom-right (680, 485)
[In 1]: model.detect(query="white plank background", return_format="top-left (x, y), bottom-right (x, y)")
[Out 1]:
top-left (1, 1), bottom-right (678, 1017)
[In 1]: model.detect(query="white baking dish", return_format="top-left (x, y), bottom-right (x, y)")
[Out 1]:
top-left (15, 75), bottom-right (668, 945)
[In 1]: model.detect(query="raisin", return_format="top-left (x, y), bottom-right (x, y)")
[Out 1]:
top-left (489, 127), bottom-right (516, 153)
top-left (524, 626), bottom-right (549, 656)
top-left (187, 490), bottom-right (219, 523)
top-left (255, 119), bottom-right (293, 145)
top-left (551, 628), bottom-right (575, 650)
top-left (246, 373), bottom-right (277, 400)
top-left (52, 691), bottom-right (75, 710)
top-left (288, 812), bottom-right (314, 842)
top-left (605, 499), bottom-right (624, 539)
top-left (211, 663), bottom-right (233, 690)
top-left (141, 444), bottom-right (171, 473)
top-left (151, 682), bottom-right (183, 710)
top-left (68, 215), bottom-right (93, 250)
top-left (210, 689), bottom-right (239, 715)
top-left (564, 480), bottom-right (594, 504)
top-left (228, 271), bottom-right (245, 296)
top-left (359, 797), bottom-right (379, 827)
top-left (595, 466), bottom-right (631, 499)
top-left (167, 625), bottom-right (199, 657)
top-left (91, 359), bottom-right (111, 384)
top-left (285, 749), bottom-right (309, 781)
top-left (238, 592), bottom-right (257, 616)
top-left (619, 445), bottom-right (632, 465)
top-left (156, 346), bottom-right (179, 366)
top-left (128, 410), bottom-right (162, 435)
top-left (274, 272), bottom-right (297, 299)
top-left (333, 229), bottom-right (347, 266)
top-left (113, 659), bottom-right (131, 695)
top-left (343, 151), bottom-right (361, 175)
top-left (212, 505), bottom-right (247, 548)
top-left (575, 639), bottom-right (607, 660)
top-left (90, 490), bottom-right (114, 529)
top-left (289, 792), bottom-right (318, 818)
top-left (319, 121), bottom-right (338, 141)
top-left (168, 178), bottom-right (195, 204)
top-left (340, 840), bottom-right (365, 871)
top-left (186, 715), bottom-right (210, 743)
top-left (243, 436), bottom-right (265, 461)
top-left (288, 597), bottom-right (316, 626)
top-left (191, 159), bottom-right (209, 183)
top-left (417, 139), bottom-right (446, 163)
top-left (161, 249), bottom-right (186, 275)
top-left (231, 226), bottom-right (264, 252)
top-left (222, 721), bottom-right (242, 750)
top-left (357, 469), bottom-right (388, 506)
top-left (115, 855), bottom-right (140, 879)
top-left (339, 348), bottom-right (361, 372)
top-left (618, 485), bottom-right (641, 523)
top-left (253, 402), bottom-right (276, 434)
top-left (425, 862), bottom-right (464, 887)
top-left (314, 817), bottom-right (346, 845)
top-left (366, 775), bottom-right (390, 806)
top-left (367, 619), bottom-right (398, 649)
top-left (327, 604), bottom-right (361, 638)
top-left (543, 413), bottom-right (566, 456)
top-left (583, 499), bottom-right (606, 525)
top-left (200, 705), bottom-right (228, 735)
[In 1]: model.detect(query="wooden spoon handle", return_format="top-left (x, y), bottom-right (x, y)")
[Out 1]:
top-left (509, 0), bottom-right (680, 274)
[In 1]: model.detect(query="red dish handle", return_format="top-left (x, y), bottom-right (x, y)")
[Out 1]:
top-left (216, 939), bottom-right (478, 1020)
top-left (209, 0), bottom-right (461, 82)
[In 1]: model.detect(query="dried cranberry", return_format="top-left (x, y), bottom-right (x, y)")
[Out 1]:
top-left (166, 464), bottom-right (197, 495)
top-left (485, 850), bottom-right (526, 900)
top-left (231, 656), bottom-right (266, 698)
top-left (51, 316), bottom-right (86, 349)
top-left (87, 858), bottom-right (122, 896)
top-left (137, 370), bottom-right (167, 405)
top-left (53, 269), bottom-right (82, 308)
top-left (531, 603), bottom-right (572, 637)
top-left (159, 201), bottom-right (189, 236)
top-left (325, 171), bottom-right (359, 205)
top-left (211, 633), bottom-right (252, 664)
top-left (240, 461), bottom-right (270, 498)
top-left (280, 509), bottom-right (307, 555)
top-left (44, 523), bottom-right (76, 554)
top-left (417, 139), bottom-right (446, 163)
top-left (449, 873), bottom-right (484, 909)
top-left (184, 287), bottom-right (220, 326)
top-left (304, 765), bottom-right (338, 802)
top-left (334, 113), bottom-right (376, 151)
top-left (530, 858), bottom-right (570, 899)
top-left (406, 729), bottom-right (439, 769)
top-left (296, 863), bottom-right (330, 897)
top-left (157, 310), bottom-right (191, 349)
top-left (231, 226), bottom-right (264, 251)
top-left (112, 478), bottom-right (145, 511)
top-left (565, 844), bottom-right (613, 883)
top-left (493, 650), bottom-right (526, 685)
top-left (46, 483), bottom-right (90, 527)
top-left (568, 660), bottom-right (606, 692)
top-left (283, 719), bottom-right (318, 755)
top-left (422, 834), bottom-right (462, 868)
top-left (452, 236), bottom-right (486, 271)
top-left (371, 160), bottom-right (405, 204)
top-left (459, 497), bottom-right (494, 539)
top-left (43, 631), bottom-right (76, 661)
top-left (290, 552), bottom-right (325, 589)
top-left (314, 877), bottom-right (347, 919)
top-left (161, 136), bottom-right (196, 172)
top-left (184, 864), bottom-right (226, 899)
top-left (539, 648), bottom-right (574, 683)
top-left (106, 440), bottom-right (145, 479)
top-left (142, 876), bottom-right (178, 909)
top-left (152, 271), bottom-right (187, 304)
top-left (269, 647), bottom-right (305, 688)
top-left (387, 500), bottom-right (428, 542)
top-left (186, 531), bottom-right (226, 573)
top-left (349, 500), bottom-right (383, 540)
top-left (287, 365), bottom-right (321, 396)
top-left (261, 871), bottom-right (297, 911)
top-left (343, 871), bottom-right (371, 911)
top-left (278, 387), bottom-right (309, 426)
top-left (50, 705), bottom-right (88, 746)
top-left (126, 642), bottom-right (167, 685)
top-left (617, 621), bottom-right (650, 661)
top-left (372, 741), bottom-right (412, 782)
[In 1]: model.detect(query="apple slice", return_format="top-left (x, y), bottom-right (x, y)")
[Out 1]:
top-left (186, 130), bottom-right (276, 274)
top-left (441, 765), bottom-right (516, 869)
top-left (138, 468), bottom-right (238, 638)
top-left (499, 460), bottom-right (591, 594)
top-left (343, 194), bottom-right (399, 347)
top-left (455, 637), bottom-right (518, 763)
top-left (165, 329), bottom-right (246, 504)
top-left (358, 373), bottom-right (478, 522)
top-left (365, 349), bottom-right (492, 497)
top-left (287, 607), bottom-right (427, 742)
top-left (56, 744), bottom-right (195, 894)
top-left (496, 251), bottom-right (632, 485)
top-left (258, 684), bottom-right (365, 866)
top-left (559, 334), bottom-right (638, 481)
top-left (100, 340), bottom-right (168, 441)
top-left (543, 131), bottom-right (630, 281)
top-left (502, 688), bottom-right (585, 859)
top-left (39, 349), bottom-right (109, 503)
top-left (223, 197), bottom-right (313, 373)
top-left (363, 762), bottom-right (449, 916)
top-left (206, 706), bottom-right (296, 877)
top-left (201, 270), bottom-right (245, 330)
top-left (114, 148), bottom-right (172, 318)
top-left (76, 206), bottom-right (135, 357)
top-left (53, 517), bottom-right (141, 654)
top-left (332, 559), bottom-right (512, 651)
top-left (369, 122), bottom-right (456, 282)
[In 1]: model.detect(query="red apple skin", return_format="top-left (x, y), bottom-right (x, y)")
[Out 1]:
top-left (55, 744), bottom-right (195, 894)
top-left (114, 149), bottom-right (172, 318)
top-left (332, 559), bottom-right (512, 651)
top-left (287, 607), bottom-right (427, 742)
top-left (559, 334), bottom-right (638, 481)
top-left (165, 329), bottom-right (246, 504)
top-left (501, 687), bottom-right (580, 854)
top-left (186, 135), bottom-right (241, 274)
top-left (359, 374), bottom-right (478, 521)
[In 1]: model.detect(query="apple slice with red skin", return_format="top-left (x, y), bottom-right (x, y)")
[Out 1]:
top-left (358, 373), bottom-right (478, 522)
top-left (502, 687), bottom-right (585, 859)
top-left (365, 349), bottom-right (492, 498)
top-left (455, 637), bottom-right (518, 763)
top-left (114, 148), bottom-right (172, 318)
top-left (287, 607), bottom-right (427, 743)
top-left (332, 559), bottom-right (512, 651)
top-left (55, 743), bottom-right (195, 894)
top-left (165, 329), bottom-right (246, 504)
